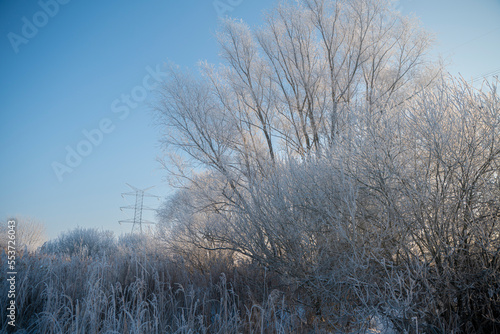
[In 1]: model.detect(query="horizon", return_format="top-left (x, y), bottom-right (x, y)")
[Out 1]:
top-left (1, 0), bottom-right (499, 240)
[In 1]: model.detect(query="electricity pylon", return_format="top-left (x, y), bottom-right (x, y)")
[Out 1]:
top-left (119, 183), bottom-right (160, 234)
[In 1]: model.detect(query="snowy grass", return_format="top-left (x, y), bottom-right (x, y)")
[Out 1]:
top-left (0, 236), bottom-right (314, 333)
top-left (2, 229), bottom-right (498, 333)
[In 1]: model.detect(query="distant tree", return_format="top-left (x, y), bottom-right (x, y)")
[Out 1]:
top-left (1, 215), bottom-right (46, 252)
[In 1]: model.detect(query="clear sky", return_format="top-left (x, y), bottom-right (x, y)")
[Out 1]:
top-left (1, 0), bottom-right (499, 240)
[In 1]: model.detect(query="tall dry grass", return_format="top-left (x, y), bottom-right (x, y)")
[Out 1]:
top-left (0, 232), bottom-right (316, 334)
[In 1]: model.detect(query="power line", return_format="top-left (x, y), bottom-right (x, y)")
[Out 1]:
top-left (119, 183), bottom-right (160, 234)
top-left (446, 26), bottom-right (500, 54)
top-left (472, 67), bottom-right (500, 83)
top-left (443, 26), bottom-right (500, 84)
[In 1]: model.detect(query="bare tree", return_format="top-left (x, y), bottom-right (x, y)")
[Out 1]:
top-left (1, 216), bottom-right (46, 252)
top-left (155, 0), bottom-right (437, 270)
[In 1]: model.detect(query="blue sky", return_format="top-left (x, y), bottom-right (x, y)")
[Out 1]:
top-left (1, 0), bottom-right (499, 240)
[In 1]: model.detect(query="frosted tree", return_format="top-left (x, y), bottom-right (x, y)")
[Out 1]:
top-left (155, 0), bottom-right (438, 269)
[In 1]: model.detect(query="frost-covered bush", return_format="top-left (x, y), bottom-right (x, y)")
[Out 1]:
top-left (41, 227), bottom-right (117, 257)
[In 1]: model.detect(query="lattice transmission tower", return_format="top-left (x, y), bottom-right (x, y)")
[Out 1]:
top-left (119, 184), bottom-right (160, 234)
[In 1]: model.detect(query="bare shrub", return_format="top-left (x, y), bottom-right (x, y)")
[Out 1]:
top-left (41, 227), bottom-right (117, 258)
